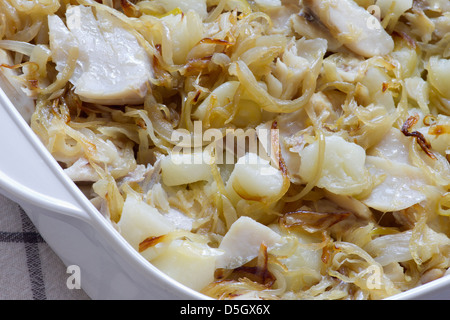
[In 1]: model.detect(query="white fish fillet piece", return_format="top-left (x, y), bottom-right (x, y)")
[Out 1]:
top-left (216, 216), bottom-right (282, 269)
top-left (362, 128), bottom-right (433, 212)
top-left (304, 0), bottom-right (394, 57)
top-left (48, 5), bottom-right (152, 105)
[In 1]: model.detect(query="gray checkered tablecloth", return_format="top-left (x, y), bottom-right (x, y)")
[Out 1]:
top-left (0, 193), bottom-right (90, 300)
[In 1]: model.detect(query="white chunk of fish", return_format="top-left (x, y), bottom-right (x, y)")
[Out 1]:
top-left (216, 216), bottom-right (282, 269)
top-left (48, 5), bottom-right (153, 105)
top-left (117, 195), bottom-right (175, 251)
top-left (363, 156), bottom-right (431, 212)
top-left (304, 0), bottom-right (394, 57)
top-left (362, 128), bottom-right (434, 212)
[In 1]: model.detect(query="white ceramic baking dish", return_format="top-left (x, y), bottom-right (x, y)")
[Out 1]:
top-left (0, 71), bottom-right (449, 300)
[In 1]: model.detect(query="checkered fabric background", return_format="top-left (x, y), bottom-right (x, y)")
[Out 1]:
top-left (0, 193), bottom-right (90, 300)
